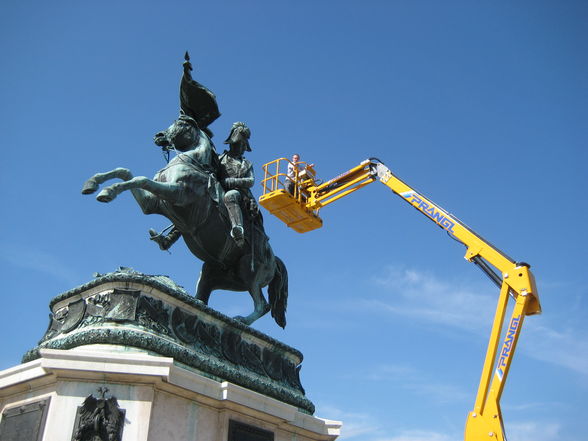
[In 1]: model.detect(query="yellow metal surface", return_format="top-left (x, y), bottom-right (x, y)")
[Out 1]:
top-left (258, 157), bottom-right (542, 441)
top-left (465, 402), bottom-right (504, 441)
top-left (306, 160), bottom-right (375, 211)
top-left (259, 158), bottom-right (323, 233)
top-left (259, 189), bottom-right (323, 233)
top-left (374, 161), bottom-right (541, 440)
top-left (378, 169), bottom-right (541, 315)
top-left (465, 287), bottom-right (530, 441)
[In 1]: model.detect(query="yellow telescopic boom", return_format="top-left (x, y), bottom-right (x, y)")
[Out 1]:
top-left (259, 157), bottom-right (541, 441)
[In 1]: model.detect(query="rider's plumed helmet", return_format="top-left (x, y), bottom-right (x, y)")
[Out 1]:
top-left (224, 121), bottom-right (251, 152)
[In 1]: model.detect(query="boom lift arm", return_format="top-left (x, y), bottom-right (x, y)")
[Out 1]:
top-left (259, 157), bottom-right (541, 441)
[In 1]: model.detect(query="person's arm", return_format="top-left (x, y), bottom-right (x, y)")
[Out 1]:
top-left (224, 161), bottom-right (254, 189)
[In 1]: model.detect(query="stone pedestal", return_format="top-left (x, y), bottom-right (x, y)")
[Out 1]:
top-left (0, 269), bottom-right (340, 441)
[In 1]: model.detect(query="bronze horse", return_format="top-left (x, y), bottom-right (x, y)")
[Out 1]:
top-left (82, 118), bottom-right (288, 327)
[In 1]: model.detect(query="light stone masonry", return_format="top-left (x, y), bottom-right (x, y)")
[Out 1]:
top-left (0, 348), bottom-right (340, 441)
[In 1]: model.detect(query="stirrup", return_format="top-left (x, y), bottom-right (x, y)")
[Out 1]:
top-left (149, 229), bottom-right (171, 251)
top-left (230, 225), bottom-right (245, 246)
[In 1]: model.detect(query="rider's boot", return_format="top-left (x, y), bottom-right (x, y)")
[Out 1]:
top-left (149, 227), bottom-right (181, 251)
top-left (226, 201), bottom-right (245, 247)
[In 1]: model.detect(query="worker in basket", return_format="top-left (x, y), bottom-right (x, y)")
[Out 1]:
top-left (285, 153), bottom-right (314, 196)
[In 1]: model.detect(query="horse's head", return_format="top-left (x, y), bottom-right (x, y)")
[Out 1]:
top-left (154, 114), bottom-right (200, 152)
top-left (154, 114), bottom-right (218, 173)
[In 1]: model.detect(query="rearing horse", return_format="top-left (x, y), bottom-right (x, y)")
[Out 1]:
top-left (81, 117), bottom-right (288, 327)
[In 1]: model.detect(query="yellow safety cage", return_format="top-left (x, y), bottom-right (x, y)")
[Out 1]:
top-left (259, 157), bottom-right (323, 233)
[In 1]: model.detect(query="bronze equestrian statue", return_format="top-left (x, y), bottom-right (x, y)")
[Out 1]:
top-left (81, 55), bottom-right (288, 328)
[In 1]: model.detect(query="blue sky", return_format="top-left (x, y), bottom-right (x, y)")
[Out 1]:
top-left (1, 1), bottom-right (586, 440)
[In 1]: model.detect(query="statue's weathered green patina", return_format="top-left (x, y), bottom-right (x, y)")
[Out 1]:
top-left (82, 54), bottom-right (288, 328)
top-left (23, 268), bottom-right (312, 413)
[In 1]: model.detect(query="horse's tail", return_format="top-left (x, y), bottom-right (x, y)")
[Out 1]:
top-left (268, 256), bottom-right (288, 329)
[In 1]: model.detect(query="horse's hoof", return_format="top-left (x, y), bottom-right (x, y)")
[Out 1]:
top-left (81, 179), bottom-right (98, 195)
top-left (96, 188), bottom-right (115, 203)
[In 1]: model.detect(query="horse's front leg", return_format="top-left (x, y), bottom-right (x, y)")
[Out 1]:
top-left (96, 176), bottom-right (195, 206)
top-left (81, 168), bottom-right (133, 194)
top-left (83, 168), bottom-right (159, 214)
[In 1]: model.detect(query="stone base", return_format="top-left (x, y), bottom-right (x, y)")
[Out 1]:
top-left (0, 348), bottom-right (340, 441)
top-left (23, 268), bottom-right (313, 413)
top-left (0, 269), bottom-right (340, 440)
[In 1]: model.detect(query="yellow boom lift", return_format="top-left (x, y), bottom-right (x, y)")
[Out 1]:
top-left (259, 157), bottom-right (541, 441)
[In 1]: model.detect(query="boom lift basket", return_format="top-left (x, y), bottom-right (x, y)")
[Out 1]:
top-left (259, 158), bottom-right (323, 233)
